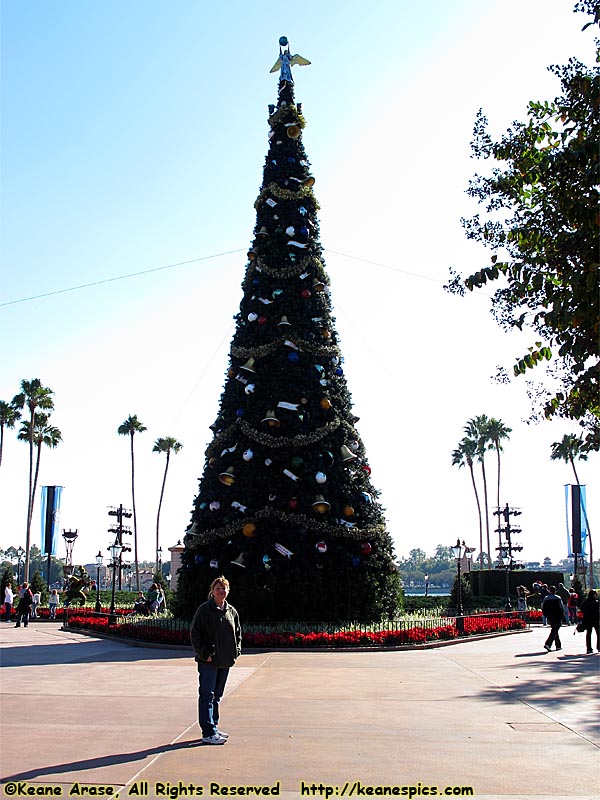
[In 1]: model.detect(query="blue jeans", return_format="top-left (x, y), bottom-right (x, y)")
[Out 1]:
top-left (197, 662), bottom-right (229, 738)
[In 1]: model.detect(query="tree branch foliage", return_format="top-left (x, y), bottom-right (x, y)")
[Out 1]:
top-left (450, 1), bottom-right (599, 450)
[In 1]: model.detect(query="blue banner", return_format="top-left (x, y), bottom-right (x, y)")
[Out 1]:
top-left (41, 485), bottom-right (63, 556)
top-left (564, 484), bottom-right (588, 558)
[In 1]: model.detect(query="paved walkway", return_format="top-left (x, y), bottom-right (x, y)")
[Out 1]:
top-left (1, 621), bottom-right (598, 800)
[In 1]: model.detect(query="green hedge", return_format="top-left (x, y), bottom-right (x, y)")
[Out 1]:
top-left (467, 570), bottom-right (564, 597)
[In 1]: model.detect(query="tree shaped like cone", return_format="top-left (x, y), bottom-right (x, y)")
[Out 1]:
top-left (176, 42), bottom-right (400, 622)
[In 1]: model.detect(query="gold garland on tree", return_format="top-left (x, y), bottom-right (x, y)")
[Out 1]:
top-left (186, 505), bottom-right (386, 547)
top-left (255, 182), bottom-right (318, 208)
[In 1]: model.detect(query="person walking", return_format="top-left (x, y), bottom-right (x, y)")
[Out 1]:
top-left (516, 586), bottom-right (529, 613)
top-left (48, 589), bottom-right (60, 619)
top-left (567, 590), bottom-right (579, 625)
top-left (4, 584), bottom-right (14, 621)
top-left (31, 589), bottom-right (41, 619)
top-left (14, 582), bottom-right (33, 628)
top-left (542, 585), bottom-right (565, 652)
top-left (579, 589), bottom-right (599, 655)
top-left (190, 576), bottom-right (242, 745)
top-left (147, 583), bottom-right (159, 613)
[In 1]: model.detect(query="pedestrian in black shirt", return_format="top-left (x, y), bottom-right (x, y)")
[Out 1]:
top-left (541, 586), bottom-right (565, 652)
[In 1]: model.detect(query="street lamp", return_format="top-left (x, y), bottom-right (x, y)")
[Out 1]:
top-left (451, 539), bottom-right (466, 633)
top-left (157, 546), bottom-right (163, 576)
top-left (95, 551), bottom-right (103, 613)
top-left (16, 546), bottom-right (25, 584)
top-left (499, 546), bottom-right (512, 612)
top-left (108, 542), bottom-right (123, 624)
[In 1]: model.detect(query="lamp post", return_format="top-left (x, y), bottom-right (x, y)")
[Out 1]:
top-left (95, 551), bottom-right (103, 613)
top-left (157, 546), bottom-right (163, 577)
top-left (108, 542), bottom-right (123, 624)
top-left (451, 539), bottom-right (465, 633)
top-left (499, 547), bottom-right (512, 612)
top-left (16, 546), bottom-right (24, 584)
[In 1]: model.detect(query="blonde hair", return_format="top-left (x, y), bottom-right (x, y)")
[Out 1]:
top-left (208, 576), bottom-right (230, 598)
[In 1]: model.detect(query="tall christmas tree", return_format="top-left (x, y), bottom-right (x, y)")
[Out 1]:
top-left (176, 38), bottom-right (400, 622)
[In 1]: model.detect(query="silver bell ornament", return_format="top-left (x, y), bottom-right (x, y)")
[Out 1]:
top-left (243, 448), bottom-right (254, 461)
top-left (315, 471), bottom-right (327, 484)
top-left (244, 383), bottom-right (256, 395)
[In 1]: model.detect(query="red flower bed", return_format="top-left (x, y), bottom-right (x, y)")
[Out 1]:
top-left (64, 612), bottom-right (526, 648)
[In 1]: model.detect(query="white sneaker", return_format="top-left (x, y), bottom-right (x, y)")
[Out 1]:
top-left (202, 734), bottom-right (227, 745)
top-left (217, 730), bottom-right (229, 739)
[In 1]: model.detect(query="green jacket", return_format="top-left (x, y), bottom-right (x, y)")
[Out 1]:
top-left (190, 599), bottom-right (242, 668)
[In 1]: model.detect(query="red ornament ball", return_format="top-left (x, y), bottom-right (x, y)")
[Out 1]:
top-left (258, 316), bottom-right (268, 325)
top-left (360, 542), bottom-right (372, 556)
top-left (300, 289), bottom-right (312, 299)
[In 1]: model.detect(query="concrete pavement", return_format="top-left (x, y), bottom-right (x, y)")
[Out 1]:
top-left (1, 621), bottom-right (598, 800)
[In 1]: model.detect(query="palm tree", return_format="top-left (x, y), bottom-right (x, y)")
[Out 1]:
top-left (12, 379), bottom-right (55, 581)
top-left (18, 415), bottom-right (62, 540)
top-left (152, 437), bottom-right (183, 569)
top-left (118, 414), bottom-right (147, 591)
top-left (487, 418), bottom-right (512, 550)
top-left (550, 434), bottom-right (594, 588)
top-left (465, 415), bottom-right (493, 565)
top-left (452, 437), bottom-right (484, 568)
top-left (0, 400), bottom-right (21, 469)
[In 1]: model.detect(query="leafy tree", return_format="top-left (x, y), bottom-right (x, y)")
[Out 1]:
top-left (408, 548), bottom-right (427, 565)
top-left (447, 1), bottom-right (599, 451)
top-left (1, 567), bottom-right (15, 598)
top-left (29, 570), bottom-right (48, 604)
top-left (12, 379), bottom-right (55, 581)
top-left (550, 433), bottom-right (594, 587)
top-left (152, 436), bottom-right (183, 568)
top-left (451, 437), bottom-right (484, 568)
top-left (0, 399), bottom-right (21, 469)
top-left (117, 414), bottom-right (147, 592)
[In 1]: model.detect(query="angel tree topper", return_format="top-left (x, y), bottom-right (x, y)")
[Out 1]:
top-left (270, 36), bottom-right (311, 83)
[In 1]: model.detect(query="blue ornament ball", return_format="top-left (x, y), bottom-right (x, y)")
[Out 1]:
top-left (236, 408), bottom-right (246, 417)
top-left (279, 36), bottom-right (289, 46)
top-left (352, 556), bottom-right (361, 568)
top-left (195, 554), bottom-right (204, 565)
top-left (288, 351), bottom-right (300, 364)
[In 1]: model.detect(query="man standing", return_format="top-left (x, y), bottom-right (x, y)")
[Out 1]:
top-left (190, 577), bottom-right (242, 745)
top-left (541, 585), bottom-right (565, 652)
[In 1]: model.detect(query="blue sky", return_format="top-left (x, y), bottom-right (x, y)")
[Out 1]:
top-left (1, 0), bottom-right (596, 570)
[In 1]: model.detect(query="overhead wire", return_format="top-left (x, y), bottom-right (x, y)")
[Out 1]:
top-left (0, 248), bottom-right (247, 308)
top-left (1, 245), bottom-right (464, 309)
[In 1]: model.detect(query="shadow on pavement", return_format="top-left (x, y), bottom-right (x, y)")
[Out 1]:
top-left (1, 739), bottom-right (205, 783)
top-left (0, 642), bottom-right (191, 668)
